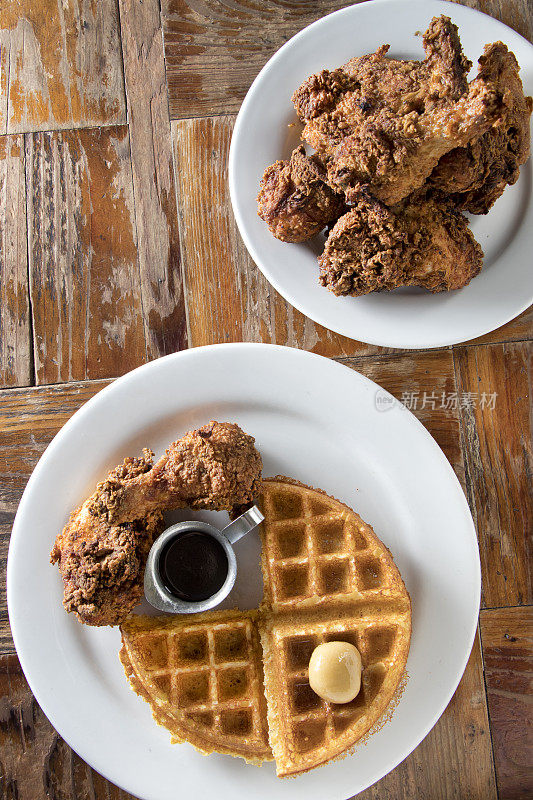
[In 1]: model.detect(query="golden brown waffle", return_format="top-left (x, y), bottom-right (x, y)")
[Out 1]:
top-left (119, 610), bottom-right (272, 764)
top-left (257, 477), bottom-right (407, 612)
top-left (119, 477), bottom-right (411, 776)
top-left (257, 477), bottom-right (411, 776)
top-left (259, 604), bottom-right (411, 776)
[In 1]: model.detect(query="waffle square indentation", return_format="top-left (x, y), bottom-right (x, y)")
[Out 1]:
top-left (364, 664), bottom-right (387, 703)
top-left (324, 631), bottom-right (360, 651)
top-left (365, 626), bottom-right (397, 661)
top-left (217, 667), bottom-right (250, 701)
top-left (315, 518), bottom-right (346, 554)
top-left (175, 631), bottom-right (208, 665)
top-left (318, 560), bottom-right (350, 595)
top-left (277, 564), bottom-right (309, 599)
top-left (285, 636), bottom-right (319, 671)
top-left (275, 521), bottom-right (306, 558)
top-left (176, 671), bottom-right (210, 707)
top-left (292, 719), bottom-right (327, 753)
top-left (220, 708), bottom-right (253, 736)
top-left (214, 627), bottom-right (248, 662)
top-left (347, 524), bottom-right (369, 550)
top-left (290, 679), bottom-right (323, 714)
top-left (271, 490), bottom-right (303, 520)
top-left (355, 555), bottom-right (383, 590)
top-left (137, 634), bottom-right (168, 670)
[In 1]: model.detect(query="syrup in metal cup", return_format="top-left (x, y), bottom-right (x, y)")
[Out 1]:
top-left (144, 506), bottom-right (264, 614)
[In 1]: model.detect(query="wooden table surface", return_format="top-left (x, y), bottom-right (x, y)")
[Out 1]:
top-left (0, 1), bottom-right (531, 797)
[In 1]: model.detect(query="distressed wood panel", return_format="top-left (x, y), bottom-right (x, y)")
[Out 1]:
top-left (454, 343), bottom-right (532, 608)
top-left (0, 0), bottom-right (126, 135)
top-left (26, 126), bottom-right (147, 384)
top-left (172, 115), bottom-right (389, 357)
top-left (118, 0), bottom-right (188, 358)
top-left (0, 135), bottom-right (30, 388)
top-left (0, 654), bottom-right (136, 799)
top-left (162, 0), bottom-right (356, 119)
top-left (162, 0), bottom-right (532, 120)
top-left (0, 380), bottom-right (110, 647)
top-left (480, 606), bottom-right (533, 800)
top-left (450, 0), bottom-right (532, 41)
top-left (341, 350), bottom-right (465, 489)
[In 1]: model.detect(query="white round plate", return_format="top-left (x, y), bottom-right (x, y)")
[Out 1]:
top-left (8, 344), bottom-right (480, 800)
top-left (229, 0), bottom-right (533, 348)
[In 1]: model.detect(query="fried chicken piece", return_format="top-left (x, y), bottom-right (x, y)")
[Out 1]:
top-left (90, 421), bottom-right (262, 525)
top-left (428, 43), bottom-right (533, 214)
top-left (50, 453), bottom-right (164, 626)
top-left (257, 145), bottom-right (346, 242)
top-left (318, 192), bottom-right (483, 296)
top-left (51, 422), bottom-right (262, 626)
top-left (292, 16), bottom-right (506, 205)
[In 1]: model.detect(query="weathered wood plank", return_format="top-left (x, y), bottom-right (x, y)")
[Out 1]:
top-left (454, 343), bottom-right (532, 608)
top-left (162, 0), bottom-right (532, 120)
top-left (162, 0), bottom-right (356, 119)
top-left (0, 653), bottom-right (137, 799)
top-left (479, 606), bottom-right (533, 800)
top-left (0, 135), bottom-right (31, 388)
top-left (117, 0), bottom-right (188, 358)
top-left (0, 381), bottom-right (110, 647)
top-left (450, 0), bottom-right (532, 41)
top-left (357, 630), bottom-right (496, 800)
top-left (171, 115), bottom-right (388, 356)
top-left (26, 126), bottom-right (148, 384)
top-left (341, 350), bottom-right (465, 489)
top-left (0, 0), bottom-right (126, 135)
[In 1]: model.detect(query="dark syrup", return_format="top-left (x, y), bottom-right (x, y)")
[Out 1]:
top-left (158, 531), bottom-right (229, 602)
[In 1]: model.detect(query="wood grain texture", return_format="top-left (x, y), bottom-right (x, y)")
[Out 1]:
top-left (172, 114), bottom-right (390, 357)
top-left (0, 380), bottom-right (110, 650)
top-left (162, 0), bottom-right (356, 119)
top-left (26, 126), bottom-right (148, 384)
top-left (0, 653), bottom-right (136, 800)
top-left (118, 0), bottom-right (188, 358)
top-left (454, 342), bottom-right (532, 608)
top-left (450, 0), bottom-right (532, 40)
top-left (0, 0), bottom-right (126, 135)
top-left (0, 135), bottom-right (31, 388)
top-left (480, 606), bottom-right (533, 800)
top-left (340, 350), bottom-right (465, 489)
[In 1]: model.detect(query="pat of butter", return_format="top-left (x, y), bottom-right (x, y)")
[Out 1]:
top-left (309, 641), bottom-right (362, 704)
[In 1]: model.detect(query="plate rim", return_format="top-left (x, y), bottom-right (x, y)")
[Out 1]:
top-left (7, 343), bottom-right (481, 799)
top-left (228, 0), bottom-right (533, 349)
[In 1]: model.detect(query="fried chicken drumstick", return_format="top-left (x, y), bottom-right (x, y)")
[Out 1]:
top-left (51, 422), bottom-right (262, 626)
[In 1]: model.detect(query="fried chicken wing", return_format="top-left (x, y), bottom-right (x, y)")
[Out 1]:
top-left (318, 192), bottom-right (483, 297)
top-left (292, 16), bottom-right (505, 205)
top-left (51, 422), bottom-right (262, 626)
top-left (428, 43), bottom-right (533, 214)
top-left (257, 145), bottom-right (346, 242)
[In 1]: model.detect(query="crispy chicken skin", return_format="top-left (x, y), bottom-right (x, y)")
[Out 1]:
top-left (428, 43), bottom-right (533, 214)
top-left (257, 146), bottom-right (346, 242)
top-left (51, 422), bottom-right (262, 626)
top-left (292, 16), bottom-right (505, 205)
top-left (318, 192), bottom-right (483, 297)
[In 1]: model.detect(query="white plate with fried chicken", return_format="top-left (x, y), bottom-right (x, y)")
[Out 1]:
top-left (229, 0), bottom-right (533, 348)
top-left (8, 345), bottom-right (480, 800)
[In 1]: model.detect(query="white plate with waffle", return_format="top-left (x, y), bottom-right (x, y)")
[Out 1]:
top-left (229, 0), bottom-right (533, 348)
top-left (8, 344), bottom-right (480, 800)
